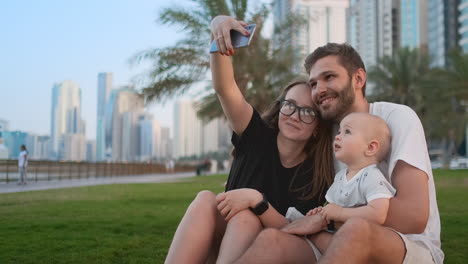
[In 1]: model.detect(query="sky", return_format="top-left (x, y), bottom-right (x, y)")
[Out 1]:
top-left (1, 0), bottom-right (204, 140)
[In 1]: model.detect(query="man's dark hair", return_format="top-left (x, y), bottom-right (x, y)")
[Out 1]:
top-left (304, 43), bottom-right (367, 96)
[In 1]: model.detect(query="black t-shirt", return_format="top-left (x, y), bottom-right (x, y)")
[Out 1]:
top-left (225, 109), bottom-right (325, 215)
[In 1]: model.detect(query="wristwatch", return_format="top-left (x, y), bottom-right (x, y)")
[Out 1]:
top-left (249, 193), bottom-right (269, 215)
top-left (327, 220), bottom-right (336, 233)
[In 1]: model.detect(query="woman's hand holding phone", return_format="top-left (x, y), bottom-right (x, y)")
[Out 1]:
top-left (210, 16), bottom-right (253, 56)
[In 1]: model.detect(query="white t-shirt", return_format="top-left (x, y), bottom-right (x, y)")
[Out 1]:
top-left (339, 102), bottom-right (443, 263)
top-left (18, 150), bottom-right (28, 167)
top-left (326, 164), bottom-right (396, 207)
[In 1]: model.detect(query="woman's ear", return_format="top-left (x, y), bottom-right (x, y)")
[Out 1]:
top-left (365, 140), bottom-right (379, 157)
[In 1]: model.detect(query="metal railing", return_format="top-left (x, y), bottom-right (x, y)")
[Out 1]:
top-left (0, 159), bottom-right (194, 183)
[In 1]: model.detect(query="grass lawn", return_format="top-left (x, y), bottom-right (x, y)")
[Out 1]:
top-left (0, 170), bottom-right (467, 263)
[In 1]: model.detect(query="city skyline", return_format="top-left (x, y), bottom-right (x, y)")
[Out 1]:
top-left (1, 0), bottom-right (199, 139)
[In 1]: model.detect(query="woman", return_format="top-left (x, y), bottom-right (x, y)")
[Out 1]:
top-left (164, 16), bottom-right (335, 264)
top-left (18, 145), bottom-right (28, 185)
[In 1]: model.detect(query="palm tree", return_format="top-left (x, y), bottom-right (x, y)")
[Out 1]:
top-left (131, 0), bottom-right (304, 120)
top-left (367, 47), bottom-right (432, 114)
top-left (431, 49), bottom-right (468, 157)
top-left (369, 47), bottom-right (468, 166)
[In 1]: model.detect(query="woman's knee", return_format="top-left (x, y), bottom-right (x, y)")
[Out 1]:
top-left (188, 191), bottom-right (218, 214)
top-left (229, 209), bottom-right (261, 227)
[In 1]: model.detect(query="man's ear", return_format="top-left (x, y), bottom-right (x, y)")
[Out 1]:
top-left (354, 68), bottom-right (366, 92)
top-left (365, 140), bottom-right (379, 157)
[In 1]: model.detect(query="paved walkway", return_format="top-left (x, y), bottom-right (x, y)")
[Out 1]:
top-left (0, 171), bottom-right (198, 194)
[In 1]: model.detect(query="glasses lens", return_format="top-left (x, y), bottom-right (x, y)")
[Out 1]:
top-left (299, 108), bottom-right (316, 124)
top-left (280, 100), bottom-right (295, 116)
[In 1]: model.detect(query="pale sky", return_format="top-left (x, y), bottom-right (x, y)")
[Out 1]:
top-left (0, 0), bottom-right (203, 140)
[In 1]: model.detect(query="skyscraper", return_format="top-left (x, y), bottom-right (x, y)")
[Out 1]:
top-left (0, 119), bottom-right (9, 136)
top-left (3, 131), bottom-right (28, 159)
top-left (429, 0), bottom-right (461, 66)
top-left (459, 0), bottom-right (468, 52)
top-left (400, 0), bottom-right (428, 50)
top-left (138, 113), bottom-right (161, 161)
top-left (274, 0), bottom-right (349, 63)
top-left (173, 100), bottom-right (202, 158)
top-left (86, 140), bottom-right (96, 162)
top-left (96, 72), bottom-right (113, 161)
top-left (50, 80), bottom-right (86, 160)
top-left (173, 100), bottom-right (228, 159)
top-left (160, 127), bottom-right (172, 159)
top-left (348, 0), bottom-right (399, 69)
top-left (106, 86), bottom-right (144, 161)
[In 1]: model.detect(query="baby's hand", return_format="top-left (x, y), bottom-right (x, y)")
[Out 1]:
top-left (320, 203), bottom-right (342, 222)
top-left (306, 206), bottom-right (323, 216)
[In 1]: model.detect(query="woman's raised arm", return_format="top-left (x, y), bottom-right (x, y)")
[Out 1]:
top-left (210, 16), bottom-right (253, 135)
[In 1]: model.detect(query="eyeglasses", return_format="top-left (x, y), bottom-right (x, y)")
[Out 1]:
top-left (279, 99), bottom-right (316, 124)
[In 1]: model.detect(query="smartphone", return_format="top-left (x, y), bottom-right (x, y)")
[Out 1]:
top-left (209, 24), bottom-right (257, 53)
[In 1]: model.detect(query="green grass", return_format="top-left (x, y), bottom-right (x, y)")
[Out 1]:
top-left (0, 170), bottom-right (467, 263)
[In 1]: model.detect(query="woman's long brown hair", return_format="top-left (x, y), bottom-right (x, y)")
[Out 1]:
top-left (262, 77), bottom-right (335, 201)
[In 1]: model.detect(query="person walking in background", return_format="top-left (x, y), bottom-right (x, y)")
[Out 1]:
top-left (18, 145), bottom-right (28, 185)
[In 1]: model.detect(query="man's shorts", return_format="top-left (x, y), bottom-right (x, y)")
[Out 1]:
top-left (390, 229), bottom-right (435, 264)
top-left (303, 228), bottom-right (435, 263)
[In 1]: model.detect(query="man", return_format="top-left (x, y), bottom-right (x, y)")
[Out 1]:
top-left (231, 43), bottom-right (443, 263)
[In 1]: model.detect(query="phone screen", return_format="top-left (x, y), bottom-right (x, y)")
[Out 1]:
top-left (209, 24), bottom-right (256, 53)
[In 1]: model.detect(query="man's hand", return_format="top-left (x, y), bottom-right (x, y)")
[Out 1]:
top-left (320, 203), bottom-right (343, 223)
top-left (215, 188), bottom-right (262, 221)
top-left (281, 214), bottom-right (327, 235)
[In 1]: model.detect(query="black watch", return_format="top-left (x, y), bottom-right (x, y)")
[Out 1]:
top-left (249, 193), bottom-right (269, 215)
top-left (327, 220), bottom-right (336, 233)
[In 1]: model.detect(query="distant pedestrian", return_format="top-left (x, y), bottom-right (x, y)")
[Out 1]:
top-left (18, 145), bottom-right (28, 185)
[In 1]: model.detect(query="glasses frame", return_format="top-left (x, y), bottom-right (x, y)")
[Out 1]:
top-left (279, 99), bottom-right (316, 124)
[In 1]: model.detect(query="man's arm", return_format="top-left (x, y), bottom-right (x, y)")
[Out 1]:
top-left (384, 160), bottom-right (429, 233)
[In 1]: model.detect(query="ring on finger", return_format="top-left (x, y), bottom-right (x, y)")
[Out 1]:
top-left (217, 35), bottom-right (223, 40)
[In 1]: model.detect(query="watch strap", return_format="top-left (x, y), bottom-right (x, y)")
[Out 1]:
top-left (249, 193), bottom-right (268, 215)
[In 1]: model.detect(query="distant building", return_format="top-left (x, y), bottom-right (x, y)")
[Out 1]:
top-left (35, 136), bottom-right (51, 160)
top-left (105, 86), bottom-right (144, 161)
top-left (50, 80), bottom-right (86, 161)
top-left (139, 113), bottom-right (161, 161)
top-left (429, 0), bottom-right (461, 66)
top-left (96, 72), bottom-right (113, 161)
top-left (400, 0), bottom-right (428, 50)
top-left (160, 127), bottom-right (172, 159)
top-left (87, 140), bottom-right (96, 162)
top-left (0, 138), bottom-right (9, 159)
top-left (0, 118), bottom-right (9, 137)
top-left (0, 118), bottom-right (9, 159)
top-left (62, 134), bottom-right (87, 161)
top-left (347, 0), bottom-right (399, 69)
top-left (459, 0), bottom-right (468, 52)
top-left (173, 100), bottom-right (230, 159)
top-left (173, 100), bottom-right (202, 158)
top-left (274, 0), bottom-right (349, 68)
top-left (3, 131), bottom-right (28, 159)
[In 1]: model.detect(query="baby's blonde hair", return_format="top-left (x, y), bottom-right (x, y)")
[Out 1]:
top-left (348, 112), bottom-right (391, 162)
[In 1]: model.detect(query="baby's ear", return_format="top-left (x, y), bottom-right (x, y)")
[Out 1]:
top-left (365, 140), bottom-right (380, 157)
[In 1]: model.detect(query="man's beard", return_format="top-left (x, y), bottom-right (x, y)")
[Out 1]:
top-left (317, 80), bottom-right (355, 122)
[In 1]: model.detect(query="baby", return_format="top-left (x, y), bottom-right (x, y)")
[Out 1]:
top-left (286, 112), bottom-right (396, 256)
top-left (309, 112), bottom-right (395, 227)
